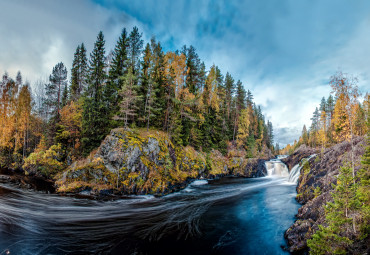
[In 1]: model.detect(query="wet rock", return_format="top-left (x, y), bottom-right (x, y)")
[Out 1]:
top-left (0, 168), bottom-right (55, 193)
top-left (285, 219), bottom-right (316, 253)
top-left (243, 159), bottom-right (267, 177)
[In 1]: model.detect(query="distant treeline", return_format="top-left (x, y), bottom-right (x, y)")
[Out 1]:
top-left (281, 71), bottom-right (369, 155)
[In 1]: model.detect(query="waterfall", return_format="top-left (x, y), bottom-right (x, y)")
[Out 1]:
top-left (288, 164), bottom-right (301, 183)
top-left (287, 154), bottom-right (316, 183)
top-left (264, 159), bottom-right (289, 177)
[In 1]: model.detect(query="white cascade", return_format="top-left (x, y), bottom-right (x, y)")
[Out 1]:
top-left (264, 158), bottom-right (289, 177)
top-left (288, 164), bottom-right (301, 183)
top-left (287, 154), bottom-right (317, 183)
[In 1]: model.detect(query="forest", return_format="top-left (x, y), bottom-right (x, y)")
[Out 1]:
top-left (0, 26), bottom-right (274, 177)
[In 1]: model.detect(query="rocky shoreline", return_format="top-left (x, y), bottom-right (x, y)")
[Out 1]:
top-left (0, 129), bottom-right (271, 199)
top-left (284, 137), bottom-right (367, 254)
top-left (0, 159), bottom-right (268, 200)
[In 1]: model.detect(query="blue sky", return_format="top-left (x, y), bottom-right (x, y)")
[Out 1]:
top-left (1, 0), bottom-right (369, 146)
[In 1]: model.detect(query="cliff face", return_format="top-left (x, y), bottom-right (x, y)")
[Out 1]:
top-left (285, 137), bottom-right (366, 253)
top-left (55, 128), bottom-right (270, 196)
top-left (281, 145), bottom-right (318, 170)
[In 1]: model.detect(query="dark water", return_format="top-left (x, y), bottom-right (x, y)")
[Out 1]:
top-left (0, 176), bottom-right (300, 255)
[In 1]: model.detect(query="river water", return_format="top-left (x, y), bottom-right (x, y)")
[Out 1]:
top-left (0, 164), bottom-right (300, 254)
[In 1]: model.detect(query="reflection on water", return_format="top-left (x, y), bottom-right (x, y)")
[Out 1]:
top-left (0, 176), bottom-right (299, 254)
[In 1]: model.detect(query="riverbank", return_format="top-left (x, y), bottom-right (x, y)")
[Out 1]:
top-left (284, 137), bottom-right (368, 254)
top-left (1, 128), bottom-right (274, 199)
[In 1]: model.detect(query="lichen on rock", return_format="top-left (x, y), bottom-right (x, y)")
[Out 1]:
top-left (56, 128), bottom-right (270, 196)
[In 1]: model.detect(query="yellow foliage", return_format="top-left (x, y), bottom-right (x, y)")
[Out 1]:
top-left (237, 108), bottom-right (250, 148)
top-left (23, 143), bottom-right (65, 178)
top-left (332, 94), bottom-right (350, 142)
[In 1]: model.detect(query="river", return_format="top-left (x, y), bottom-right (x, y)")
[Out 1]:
top-left (0, 160), bottom-right (300, 255)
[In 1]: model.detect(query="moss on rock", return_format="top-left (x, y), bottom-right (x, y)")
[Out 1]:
top-left (56, 128), bottom-right (270, 195)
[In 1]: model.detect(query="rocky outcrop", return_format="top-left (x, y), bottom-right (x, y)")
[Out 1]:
top-left (56, 128), bottom-right (270, 196)
top-left (281, 145), bottom-right (318, 170)
top-left (243, 159), bottom-right (267, 177)
top-left (285, 137), bottom-right (366, 254)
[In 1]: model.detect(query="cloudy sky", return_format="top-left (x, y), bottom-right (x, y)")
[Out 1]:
top-left (1, 0), bottom-right (369, 146)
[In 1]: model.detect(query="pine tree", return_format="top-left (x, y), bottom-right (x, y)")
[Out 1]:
top-left (145, 79), bottom-right (159, 131)
top-left (246, 90), bottom-right (253, 108)
top-left (164, 51), bottom-right (186, 132)
top-left (139, 43), bottom-right (152, 126)
top-left (150, 38), bottom-right (167, 128)
top-left (128, 26), bottom-right (143, 76)
top-left (233, 80), bottom-right (246, 142)
top-left (70, 43), bottom-right (88, 101)
top-left (237, 108), bottom-right (250, 149)
top-left (318, 110), bottom-right (328, 150)
top-left (106, 28), bottom-right (129, 122)
top-left (320, 97), bottom-right (327, 113)
top-left (70, 45), bottom-right (81, 100)
top-left (275, 143), bottom-right (280, 154)
top-left (182, 45), bottom-right (201, 94)
top-left (15, 82), bottom-right (31, 158)
top-left (311, 107), bottom-right (320, 132)
top-left (81, 31), bottom-right (108, 153)
top-left (267, 120), bottom-right (274, 148)
top-left (356, 107), bottom-right (370, 238)
top-left (332, 95), bottom-right (350, 142)
top-left (327, 95), bottom-right (335, 119)
top-left (0, 74), bottom-right (18, 159)
top-left (114, 67), bottom-right (140, 127)
top-left (224, 72), bottom-right (235, 122)
top-left (308, 165), bottom-right (355, 254)
top-left (353, 103), bottom-right (366, 136)
top-left (46, 62), bottom-right (68, 119)
top-left (79, 43), bottom-right (88, 93)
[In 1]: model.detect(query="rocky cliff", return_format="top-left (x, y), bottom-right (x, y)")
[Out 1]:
top-left (285, 137), bottom-right (366, 253)
top-left (281, 145), bottom-right (318, 170)
top-left (55, 128), bottom-right (271, 196)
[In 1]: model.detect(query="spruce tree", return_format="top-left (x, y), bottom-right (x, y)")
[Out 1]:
top-left (320, 96), bottom-right (327, 113)
top-left (45, 62), bottom-right (68, 120)
top-left (79, 43), bottom-right (88, 93)
top-left (70, 45), bottom-right (80, 100)
top-left (233, 80), bottom-right (246, 141)
top-left (302, 125), bottom-right (309, 145)
top-left (149, 38), bottom-right (166, 129)
top-left (182, 45), bottom-right (201, 94)
top-left (128, 26), bottom-right (143, 76)
top-left (70, 43), bottom-right (88, 101)
top-left (356, 109), bottom-right (370, 237)
top-left (61, 83), bottom-right (68, 107)
top-left (114, 67), bottom-right (140, 127)
top-left (106, 28), bottom-right (129, 121)
top-left (81, 31), bottom-right (108, 153)
top-left (224, 72), bottom-right (235, 122)
top-left (266, 120), bottom-right (274, 148)
top-left (139, 43), bottom-right (152, 126)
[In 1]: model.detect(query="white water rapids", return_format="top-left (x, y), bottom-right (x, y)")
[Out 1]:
top-left (265, 154), bottom-right (317, 184)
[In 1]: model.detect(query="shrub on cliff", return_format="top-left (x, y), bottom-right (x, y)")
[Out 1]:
top-left (23, 142), bottom-right (65, 178)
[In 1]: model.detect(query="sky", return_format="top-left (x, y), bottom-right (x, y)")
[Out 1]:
top-left (0, 0), bottom-right (369, 147)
